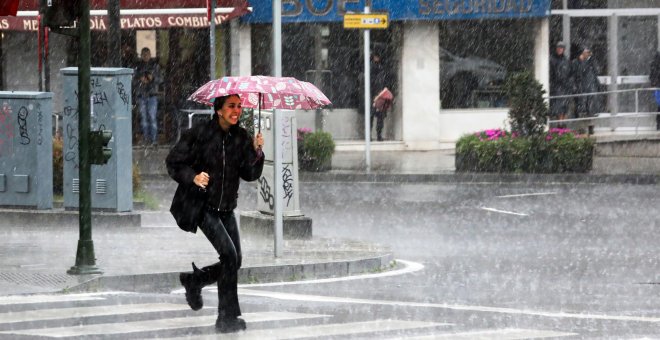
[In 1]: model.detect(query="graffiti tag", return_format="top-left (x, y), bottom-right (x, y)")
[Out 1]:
top-left (258, 176), bottom-right (274, 210)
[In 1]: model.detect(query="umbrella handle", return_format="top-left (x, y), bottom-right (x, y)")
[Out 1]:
top-left (258, 93), bottom-right (262, 134)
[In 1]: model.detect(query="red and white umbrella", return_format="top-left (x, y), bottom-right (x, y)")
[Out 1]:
top-left (188, 75), bottom-right (331, 110)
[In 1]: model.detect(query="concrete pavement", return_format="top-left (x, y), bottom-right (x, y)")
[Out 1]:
top-left (0, 222), bottom-right (393, 295)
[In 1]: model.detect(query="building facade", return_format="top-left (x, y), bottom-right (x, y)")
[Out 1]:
top-left (2, 1), bottom-right (660, 147)
top-left (242, 0), bottom-right (552, 149)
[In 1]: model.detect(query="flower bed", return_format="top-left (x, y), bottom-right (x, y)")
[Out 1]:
top-left (455, 128), bottom-right (594, 173)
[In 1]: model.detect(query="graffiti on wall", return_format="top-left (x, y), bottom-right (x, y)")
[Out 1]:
top-left (258, 176), bottom-right (274, 210)
top-left (282, 164), bottom-right (294, 207)
top-left (62, 106), bottom-right (79, 169)
top-left (17, 106), bottom-right (30, 145)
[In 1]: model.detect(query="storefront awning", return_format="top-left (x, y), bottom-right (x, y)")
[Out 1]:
top-left (0, 0), bottom-right (250, 31)
top-left (243, 0), bottom-right (550, 23)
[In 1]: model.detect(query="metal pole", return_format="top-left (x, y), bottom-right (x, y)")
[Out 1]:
top-left (210, 0), bottom-right (216, 79)
top-left (0, 32), bottom-right (3, 90)
top-left (272, 0), bottom-right (283, 257)
top-left (364, 6), bottom-right (371, 172)
top-left (314, 25), bottom-right (324, 131)
top-left (562, 14), bottom-right (571, 60)
top-left (38, 3), bottom-right (44, 92)
top-left (607, 14), bottom-right (619, 115)
top-left (44, 28), bottom-right (50, 91)
top-left (68, 0), bottom-right (101, 275)
top-left (107, 0), bottom-right (120, 67)
top-left (635, 89), bottom-right (639, 113)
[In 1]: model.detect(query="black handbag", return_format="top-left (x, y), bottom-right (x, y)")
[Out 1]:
top-left (170, 183), bottom-right (207, 233)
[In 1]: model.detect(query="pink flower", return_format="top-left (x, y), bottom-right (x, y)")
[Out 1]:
top-left (297, 127), bottom-right (313, 141)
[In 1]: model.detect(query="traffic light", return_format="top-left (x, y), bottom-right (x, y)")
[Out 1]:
top-left (89, 130), bottom-right (112, 165)
top-left (43, 0), bottom-right (82, 28)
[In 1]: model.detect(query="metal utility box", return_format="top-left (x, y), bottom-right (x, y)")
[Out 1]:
top-left (0, 91), bottom-right (53, 209)
top-left (256, 110), bottom-right (302, 216)
top-left (61, 67), bottom-right (133, 212)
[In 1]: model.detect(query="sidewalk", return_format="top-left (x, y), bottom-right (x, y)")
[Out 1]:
top-left (0, 222), bottom-right (392, 295)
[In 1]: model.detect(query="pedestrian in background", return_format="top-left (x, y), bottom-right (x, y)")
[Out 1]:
top-left (370, 52), bottom-right (391, 141)
top-left (550, 41), bottom-right (572, 123)
top-left (573, 47), bottom-right (602, 117)
top-left (134, 47), bottom-right (161, 147)
top-left (166, 94), bottom-right (264, 333)
top-left (649, 50), bottom-right (660, 130)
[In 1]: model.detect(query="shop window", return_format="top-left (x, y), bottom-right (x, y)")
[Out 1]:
top-left (439, 19), bottom-right (534, 109)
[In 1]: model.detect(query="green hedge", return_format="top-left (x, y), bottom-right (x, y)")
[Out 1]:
top-left (297, 129), bottom-right (335, 172)
top-left (455, 128), bottom-right (594, 173)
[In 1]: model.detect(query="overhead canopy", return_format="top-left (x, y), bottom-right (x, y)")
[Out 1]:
top-left (0, 0), bottom-right (250, 31)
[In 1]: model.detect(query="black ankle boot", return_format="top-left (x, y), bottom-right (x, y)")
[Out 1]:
top-left (179, 262), bottom-right (204, 311)
top-left (215, 316), bottom-right (246, 333)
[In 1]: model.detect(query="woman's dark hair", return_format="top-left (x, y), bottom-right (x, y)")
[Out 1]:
top-left (213, 94), bottom-right (241, 113)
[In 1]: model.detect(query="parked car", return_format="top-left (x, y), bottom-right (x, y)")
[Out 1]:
top-left (439, 47), bottom-right (507, 108)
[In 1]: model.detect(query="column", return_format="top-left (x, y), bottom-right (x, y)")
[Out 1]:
top-left (534, 17), bottom-right (550, 100)
top-left (230, 20), bottom-right (252, 76)
top-left (400, 21), bottom-right (440, 149)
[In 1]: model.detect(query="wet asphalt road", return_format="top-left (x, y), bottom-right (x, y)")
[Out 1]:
top-left (236, 180), bottom-right (660, 338)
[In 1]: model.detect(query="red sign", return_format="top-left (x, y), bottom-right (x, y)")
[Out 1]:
top-left (0, 13), bottom-right (240, 31)
top-left (16, 0), bottom-right (245, 11)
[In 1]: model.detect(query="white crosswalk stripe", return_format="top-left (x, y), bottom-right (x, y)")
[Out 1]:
top-left (0, 293), bottom-right (111, 306)
top-left (217, 320), bottom-right (448, 340)
top-left (0, 293), bottom-right (580, 339)
top-left (0, 311), bottom-right (328, 338)
top-left (386, 328), bottom-right (577, 339)
top-left (0, 303), bottom-right (190, 324)
top-left (159, 320), bottom-right (449, 340)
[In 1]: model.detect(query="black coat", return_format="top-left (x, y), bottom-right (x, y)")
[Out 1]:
top-left (550, 51), bottom-right (572, 95)
top-left (574, 58), bottom-right (601, 94)
top-left (166, 118), bottom-right (264, 233)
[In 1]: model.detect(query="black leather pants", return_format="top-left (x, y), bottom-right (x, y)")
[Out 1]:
top-left (198, 209), bottom-right (242, 319)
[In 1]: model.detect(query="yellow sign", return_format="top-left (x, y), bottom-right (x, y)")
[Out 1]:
top-left (343, 13), bottom-right (389, 29)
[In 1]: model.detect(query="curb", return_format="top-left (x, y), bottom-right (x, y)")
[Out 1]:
top-left (0, 208), bottom-right (141, 228)
top-left (299, 171), bottom-right (660, 185)
top-left (65, 253), bottom-right (394, 293)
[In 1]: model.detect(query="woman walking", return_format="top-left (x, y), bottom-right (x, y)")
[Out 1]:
top-left (166, 94), bottom-right (264, 333)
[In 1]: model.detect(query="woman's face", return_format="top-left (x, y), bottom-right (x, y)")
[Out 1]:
top-left (217, 95), bottom-right (242, 126)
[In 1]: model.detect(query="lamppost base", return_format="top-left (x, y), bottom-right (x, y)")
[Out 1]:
top-left (67, 239), bottom-right (103, 275)
top-left (67, 265), bottom-right (103, 275)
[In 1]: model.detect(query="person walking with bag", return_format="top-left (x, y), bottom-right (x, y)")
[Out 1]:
top-left (166, 94), bottom-right (264, 333)
top-left (370, 52), bottom-right (392, 141)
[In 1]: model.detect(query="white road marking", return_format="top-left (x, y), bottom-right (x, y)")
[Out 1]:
top-left (172, 259), bottom-right (424, 294)
top-left (387, 328), bottom-right (576, 339)
top-left (0, 293), bottom-right (113, 306)
top-left (154, 320), bottom-right (449, 340)
top-left (496, 192), bottom-right (558, 198)
top-left (226, 319), bottom-right (448, 340)
top-left (238, 289), bottom-right (660, 323)
top-left (0, 303), bottom-right (191, 324)
top-left (0, 311), bottom-right (329, 338)
top-left (481, 207), bottom-right (529, 216)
